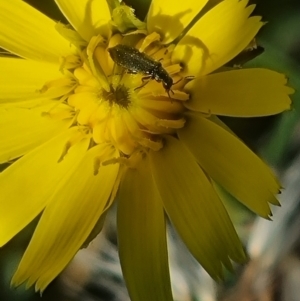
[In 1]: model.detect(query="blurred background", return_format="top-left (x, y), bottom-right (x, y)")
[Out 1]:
top-left (0, 0), bottom-right (299, 300)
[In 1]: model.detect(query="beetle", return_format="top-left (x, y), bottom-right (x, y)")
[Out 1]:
top-left (108, 44), bottom-right (174, 97)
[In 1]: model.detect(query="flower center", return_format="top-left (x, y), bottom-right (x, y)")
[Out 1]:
top-left (44, 32), bottom-right (191, 158)
top-left (101, 82), bottom-right (131, 108)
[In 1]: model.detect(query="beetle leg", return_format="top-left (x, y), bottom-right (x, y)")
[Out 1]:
top-left (166, 88), bottom-right (175, 100)
top-left (134, 76), bottom-right (152, 91)
top-left (141, 75), bottom-right (152, 82)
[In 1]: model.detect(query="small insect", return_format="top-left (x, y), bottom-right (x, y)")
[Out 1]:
top-left (108, 44), bottom-right (174, 97)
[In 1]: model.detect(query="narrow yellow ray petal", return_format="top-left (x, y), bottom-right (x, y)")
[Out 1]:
top-left (178, 113), bottom-right (280, 218)
top-left (12, 145), bottom-right (119, 291)
top-left (118, 158), bottom-right (173, 301)
top-left (110, 114), bottom-right (136, 155)
top-left (0, 58), bottom-right (67, 102)
top-left (0, 0), bottom-right (71, 62)
top-left (173, 0), bottom-right (262, 76)
top-left (81, 213), bottom-right (107, 249)
top-left (55, 0), bottom-right (111, 41)
top-left (185, 69), bottom-right (293, 117)
top-left (147, 0), bottom-right (208, 44)
top-left (149, 136), bottom-right (246, 279)
top-left (0, 128), bottom-right (90, 247)
top-left (0, 101), bottom-right (73, 163)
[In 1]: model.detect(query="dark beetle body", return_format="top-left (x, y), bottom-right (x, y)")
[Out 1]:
top-left (108, 44), bottom-right (173, 95)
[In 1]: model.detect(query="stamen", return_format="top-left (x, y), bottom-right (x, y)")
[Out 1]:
top-left (58, 141), bottom-right (72, 163)
top-left (57, 129), bottom-right (89, 162)
top-left (39, 77), bottom-right (77, 99)
top-left (59, 55), bottom-right (82, 72)
top-left (102, 150), bottom-right (145, 169)
top-left (93, 156), bottom-right (101, 175)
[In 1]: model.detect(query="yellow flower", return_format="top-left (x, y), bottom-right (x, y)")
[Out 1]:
top-left (0, 0), bottom-right (293, 300)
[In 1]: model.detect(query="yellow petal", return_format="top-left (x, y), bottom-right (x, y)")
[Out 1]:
top-left (109, 113), bottom-right (137, 155)
top-left (81, 212), bottom-right (107, 249)
top-left (12, 144), bottom-right (119, 291)
top-left (118, 158), bottom-right (173, 301)
top-left (0, 58), bottom-right (67, 102)
top-left (0, 101), bottom-right (73, 163)
top-left (173, 0), bottom-right (262, 76)
top-left (55, 0), bottom-right (111, 41)
top-left (149, 136), bottom-right (246, 279)
top-left (0, 127), bottom-right (90, 247)
top-left (147, 0), bottom-right (208, 44)
top-left (178, 113), bottom-right (280, 218)
top-left (185, 69), bottom-right (293, 117)
top-left (0, 0), bottom-right (71, 62)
